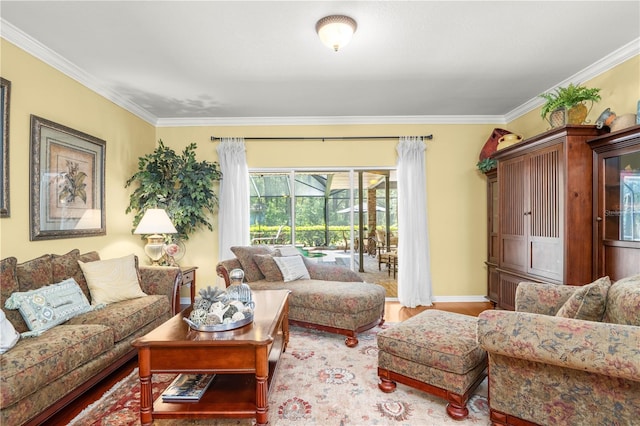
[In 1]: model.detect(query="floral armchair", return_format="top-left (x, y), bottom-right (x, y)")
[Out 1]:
top-left (477, 275), bottom-right (640, 426)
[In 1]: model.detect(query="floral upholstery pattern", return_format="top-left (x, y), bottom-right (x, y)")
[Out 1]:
top-left (253, 254), bottom-right (284, 281)
top-left (0, 250), bottom-right (179, 426)
top-left (555, 276), bottom-right (611, 320)
top-left (377, 310), bottom-right (487, 396)
top-left (230, 246), bottom-right (273, 282)
top-left (248, 279), bottom-right (385, 331)
top-left (603, 274), bottom-right (640, 325)
top-left (217, 253), bottom-right (384, 342)
top-left (477, 277), bottom-right (640, 426)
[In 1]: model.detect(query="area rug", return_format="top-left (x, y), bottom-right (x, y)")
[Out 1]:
top-left (69, 325), bottom-right (488, 425)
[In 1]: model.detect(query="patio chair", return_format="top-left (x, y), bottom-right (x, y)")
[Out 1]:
top-left (251, 225), bottom-right (284, 245)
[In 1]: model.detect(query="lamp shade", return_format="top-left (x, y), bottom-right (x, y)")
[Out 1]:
top-left (134, 209), bottom-right (177, 235)
top-left (316, 15), bottom-right (357, 52)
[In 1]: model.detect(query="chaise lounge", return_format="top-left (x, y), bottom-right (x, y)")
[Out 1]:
top-left (216, 245), bottom-right (386, 347)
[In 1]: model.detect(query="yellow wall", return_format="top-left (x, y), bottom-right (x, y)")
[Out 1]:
top-left (508, 55), bottom-right (640, 138)
top-left (2, 35), bottom-right (638, 300)
top-left (0, 39), bottom-right (156, 262)
top-left (157, 124), bottom-right (497, 297)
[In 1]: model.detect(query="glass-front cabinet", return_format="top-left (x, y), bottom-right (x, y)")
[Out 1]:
top-left (589, 125), bottom-right (640, 280)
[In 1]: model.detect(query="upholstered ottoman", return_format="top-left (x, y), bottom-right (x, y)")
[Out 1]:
top-left (377, 309), bottom-right (487, 420)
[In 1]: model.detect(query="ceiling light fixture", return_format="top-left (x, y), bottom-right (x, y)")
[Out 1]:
top-left (316, 15), bottom-right (357, 52)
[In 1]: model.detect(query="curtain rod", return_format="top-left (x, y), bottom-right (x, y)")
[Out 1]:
top-left (210, 135), bottom-right (433, 142)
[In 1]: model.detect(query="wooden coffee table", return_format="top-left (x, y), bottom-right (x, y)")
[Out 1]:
top-left (132, 289), bottom-right (290, 426)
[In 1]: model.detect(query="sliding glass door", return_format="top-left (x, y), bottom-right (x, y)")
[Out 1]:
top-left (249, 169), bottom-right (396, 272)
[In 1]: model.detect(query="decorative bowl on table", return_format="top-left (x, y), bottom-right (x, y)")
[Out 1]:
top-left (184, 286), bottom-right (254, 332)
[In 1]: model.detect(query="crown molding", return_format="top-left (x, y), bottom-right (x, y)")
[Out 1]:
top-left (1, 19), bottom-right (159, 125)
top-left (504, 37), bottom-right (640, 123)
top-left (3, 18), bottom-right (637, 128)
top-left (155, 115), bottom-right (506, 127)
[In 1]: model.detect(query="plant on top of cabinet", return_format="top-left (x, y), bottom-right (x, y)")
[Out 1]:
top-left (125, 140), bottom-right (222, 241)
top-left (539, 83), bottom-right (601, 128)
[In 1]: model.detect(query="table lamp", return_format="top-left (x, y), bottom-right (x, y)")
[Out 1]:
top-left (134, 208), bottom-right (177, 265)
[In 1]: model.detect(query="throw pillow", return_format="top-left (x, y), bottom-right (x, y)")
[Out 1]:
top-left (274, 246), bottom-right (301, 257)
top-left (273, 255), bottom-right (310, 282)
top-left (4, 278), bottom-right (92, 337)
top-left (0, 309), bottom-right (19, 353)
top-left (254, 254), bottom-right (284, 281)
top-left (231, 246), bottom-right (273, 282)
top-left (1, 256), bottom-right (28, 333)
top-left (16, 254), bottom-right (53, 292)
top-left (556, 276), bottom-right (611, 321)
top-left (78, 254), bottom-right (147, 305)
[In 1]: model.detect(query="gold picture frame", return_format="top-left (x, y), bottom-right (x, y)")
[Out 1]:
top-left (30, 115), bottom-right (106, 240)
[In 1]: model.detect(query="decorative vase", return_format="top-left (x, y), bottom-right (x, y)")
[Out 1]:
top-left (549, 109), bottom-right (566, 128)
top-left (567, 102), bottom-right (588, 124)
top-left (497, 133), bottom-right (523, 150)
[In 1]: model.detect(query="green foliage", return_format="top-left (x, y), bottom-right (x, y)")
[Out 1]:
top-left (476, 158), bottom-right (497, 173)
top-left (125, 140), bottom-right (222, 240)
top-left (539, 83), bottom-right (601, 120)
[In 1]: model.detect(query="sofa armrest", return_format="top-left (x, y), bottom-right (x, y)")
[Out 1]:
top-left (302, 258), bottom-right (363, 282)
top-left (139, 266), bottom-right (181, 306)
top-left (216, 259), bottom-right (243, 287)
top-left (477, 310), bottom-right (640, 382)
top-left (515, 281), bottom-right (578, 315)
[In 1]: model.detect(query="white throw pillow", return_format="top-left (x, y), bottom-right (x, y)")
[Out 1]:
top-left (78, 254), bottom-right (147, 305)
top-left (273, 255), bottom-right (310, 282)
top-left (0, 310), bottom-right (19, 353)
top-left (274, 245), bottom-right (301, 257)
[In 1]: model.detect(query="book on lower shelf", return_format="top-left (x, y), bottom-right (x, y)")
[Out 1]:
top-left (161, 373), bottom-right (216, 402)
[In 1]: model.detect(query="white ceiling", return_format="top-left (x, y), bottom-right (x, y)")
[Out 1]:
top-left (1, 1), bottom-right (639, 126)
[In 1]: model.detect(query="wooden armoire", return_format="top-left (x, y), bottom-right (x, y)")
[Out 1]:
top-left (489, 125), bottom-right (603, 310)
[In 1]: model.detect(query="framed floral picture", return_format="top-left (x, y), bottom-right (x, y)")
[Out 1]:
top-left (30, 115), bottom-right (106, 240)
top-left (1, 77), bottom-right (10, 218)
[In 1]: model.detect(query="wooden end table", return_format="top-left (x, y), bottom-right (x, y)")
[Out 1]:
top-left (132, 289), bottom-right (290, 425)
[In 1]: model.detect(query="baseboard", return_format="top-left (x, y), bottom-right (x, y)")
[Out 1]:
top-left (432, 295), bottom-right (491, 303)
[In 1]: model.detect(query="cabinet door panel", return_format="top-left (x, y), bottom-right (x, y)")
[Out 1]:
top-left (499, 157), bottom-right (526, 272)
top-left (530, 237), bottom-right (563, 279)
top-left (528, 145), bottom-right (563, 280)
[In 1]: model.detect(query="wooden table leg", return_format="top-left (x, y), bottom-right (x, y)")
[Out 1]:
top-left (255, 345), bottom-right (269, 425)
top-left (137, 347), bottom-right (153, 425)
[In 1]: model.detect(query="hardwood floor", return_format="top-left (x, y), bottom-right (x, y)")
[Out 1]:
top-left (46, 300), bottom-right (493, 425)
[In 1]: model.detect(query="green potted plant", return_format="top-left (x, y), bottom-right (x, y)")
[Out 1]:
top-left (125, 140), bottom-right (222, 244)
top-left (539, 83), bottom-right (601, 128)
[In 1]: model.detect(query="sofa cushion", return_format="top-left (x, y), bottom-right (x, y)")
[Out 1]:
top-left (0, 257), bottom-right (27, 333)
top-left (603, 274), bottom-right (640, 326)
top-left (65, 294), bottom-right (170, 342)
top-left (4, 278), bottom-right (93, 337)
top-left (231, 246), bottom-right (273, 282)
top-left (556, 276), bottom-right (611, 321)
top-left (52, 249), bottom-right (93, 301)
top-left (78, 254), bottom-right (147, 305)
top-left (273, 255), bottom-right (310, 282)
top-left (16, 254), bottom-right (52, 292)
top-left (253, 254), bottom-right (284, 281)
top-left (0, 324), bottom-right (113, 409)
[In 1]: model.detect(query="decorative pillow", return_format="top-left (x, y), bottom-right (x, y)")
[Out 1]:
top-left (16, 254), bottom-right (53, 292)
top-left (0, 309), bottom-right (19, 353)
top-left (556, 276), bottom-right (611, 321)
top-left (254, 254), bottom-right (284, 281)
top-left (603, 274), bottom-right (640, 326)
top-left (231, 246), bottom-right (273, 282)
top-left (273, 255), bottom-right (310, 282)
top-left (78, 254), bottom-right (147, 305)
top-left (4, 278), bottom-right (92, 337)
top-left (274, 246), bottom-right (301, 257)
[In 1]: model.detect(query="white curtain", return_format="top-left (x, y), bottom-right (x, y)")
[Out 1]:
top-left (396, 136), bottom-right (433, 307)
top-left (216, 138), bottom-right (250, 261)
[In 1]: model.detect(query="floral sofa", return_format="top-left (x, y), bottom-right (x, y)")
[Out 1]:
top-left (0, 249), bottom-right (181, 426)
top-left (477, 275), bottom-right (640, 426)
top-left (216, 246), bottom-right (386, 347)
